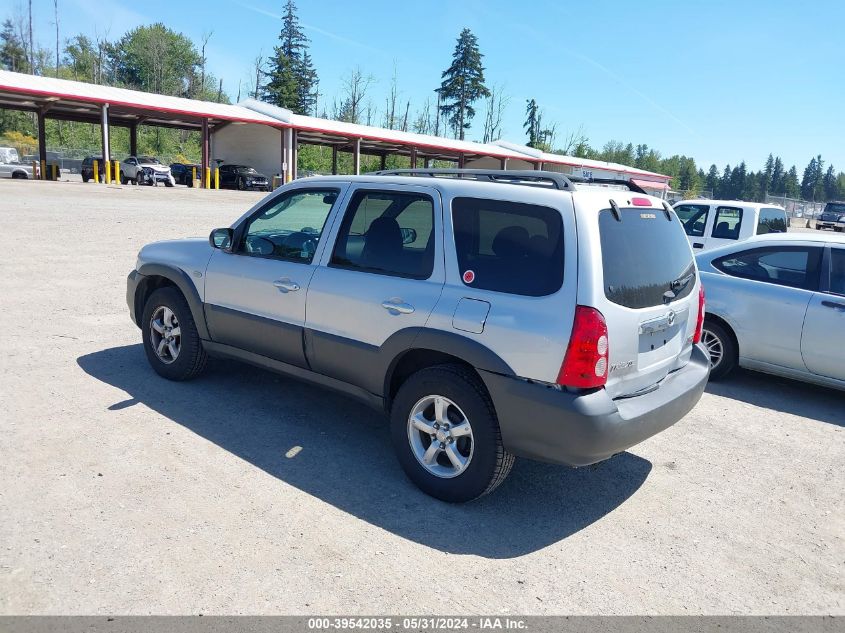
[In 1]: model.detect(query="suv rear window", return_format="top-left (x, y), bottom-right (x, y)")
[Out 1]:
top-left (452, 197), bottom-right (564, 296)
top-left (599, 208), bottom-right (695, 309)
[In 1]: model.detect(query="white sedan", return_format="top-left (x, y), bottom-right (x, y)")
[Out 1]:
top-left (696, 233), bottom-right (845, 390)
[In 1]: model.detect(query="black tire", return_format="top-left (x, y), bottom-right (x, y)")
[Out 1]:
top-left (702, 319), bottom-right (737, 380)
top-left (120, 171), bottom-right (127, 185)
top-left (82, 174), bottom-right (89, 183)
top-left (390, 364), bottom-right (514, 502)
top-left (141, 287), bottom-right (208, 381)
top-left (237, 176), bottom-right (245, 191)
top-left (164, 179), bottom-right (174, 187)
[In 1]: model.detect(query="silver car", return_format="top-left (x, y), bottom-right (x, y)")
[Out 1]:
top-left (126, 169), bottom-right (709, 501)
top-left (697, 233), bottom-right (845, 389)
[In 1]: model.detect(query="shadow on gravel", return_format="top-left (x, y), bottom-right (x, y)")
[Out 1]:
top-left (78, 344), bottom-right (653, 558)
top-left (706, 368), bottom-right (844, 428)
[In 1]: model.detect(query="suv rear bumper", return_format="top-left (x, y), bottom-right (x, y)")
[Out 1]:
top-left (481, 344), bottom-right (709, 467)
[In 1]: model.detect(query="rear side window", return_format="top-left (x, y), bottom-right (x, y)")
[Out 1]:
top-left (452, 197), bottom-right (564, 296)
top-left (713, 246), bottom-right (822, 290)
top-left (331, 190), bottom-right (435, 279)
top-left (599, 208), bottom-right (695, 309)
top-left (674, 203), bottom-right (710, 237)
top-left (756, 208), bottom-right (788, 234)
top-left (712, 206), bottom-right (743, 239)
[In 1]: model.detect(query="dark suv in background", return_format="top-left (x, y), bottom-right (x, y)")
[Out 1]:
top-left (816, 202), bottom-right (845, 232)
top-left (81, 156), bottom-right (105, 183)
top-left (170, 163), bottom-right (200, 186)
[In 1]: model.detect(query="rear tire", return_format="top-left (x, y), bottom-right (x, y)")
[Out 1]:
top-left (390, 364), bottom-right (514, 502)
top-left (141, 287), bottom-right (208, 381)
top-left (702, 319), bottom-right (737, 380)
top-left (82, 174), bottom-right (90, 183)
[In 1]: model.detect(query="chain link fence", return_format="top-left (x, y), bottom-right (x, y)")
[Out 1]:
top-left (764, 194), bottom-right (826, 221)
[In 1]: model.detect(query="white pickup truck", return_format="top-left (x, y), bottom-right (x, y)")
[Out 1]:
top-left (0, 147), bottom-right (35, 179)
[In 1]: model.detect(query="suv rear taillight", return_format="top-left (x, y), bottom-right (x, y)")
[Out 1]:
top-left (693, 285), bottom-right (705, 344)
top-left (558, 306), bottom-right (609, 389)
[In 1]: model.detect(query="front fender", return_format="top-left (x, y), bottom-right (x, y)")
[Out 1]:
top-left (136, 263), bottom-right (210, 339)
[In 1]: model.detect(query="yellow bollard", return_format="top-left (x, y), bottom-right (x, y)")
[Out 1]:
top-left (40, 160), bottom-right (46, 181)
top-left (32, 161), bottom-right (39, 179)
top-left (51, 163), bottom-right (57, 181)
top-left (104, 160), bottom-right (112, 185)
top-left (214, 168), bottom-right (220, 190)
top-left (191, 166), bottom-right (197, 188)
top-left (114, 160), bottom-right (120, 184)
top-left (205, 167), bottom-right (211, 189)
top-left (93, 160), bottom-right (99, 183)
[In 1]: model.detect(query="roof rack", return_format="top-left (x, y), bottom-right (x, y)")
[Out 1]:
top-left (370, 168), bottom-right (649, 194)
top-left (567, 175), bottom-right (648, 194)
top-left (370, 168), bottom-right (574, 190)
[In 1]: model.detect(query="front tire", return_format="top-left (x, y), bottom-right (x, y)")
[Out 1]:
top-left (701, 319), bottom-right (737, 380)
top-left (390, 364), bottom-right (514, 502)
top-left (141, 287), bottom-right (208, 381)
top-left (237, 177), bottom-right (245, 191)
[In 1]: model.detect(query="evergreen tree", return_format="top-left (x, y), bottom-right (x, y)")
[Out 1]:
top-left (524, 98), bottom-right (539, 147)
top-left (770, 156), bottom-right (785, 195)
top-left (437, 28), bottom-right (490, 140)
top-left (705, 164), bottom-right (719, 194)
top-left (762, 154), bottom-right (774, 197)
top-left (0, 18), bottom-right (27, 72)
top-left (263, 0), bottom-right (318, 114)
top-left (718, 164), bottom-right (732, 198)
top-left (822, 165), bottom-right (838, 201)
top-left (784, 166), bottom-right (800, 198)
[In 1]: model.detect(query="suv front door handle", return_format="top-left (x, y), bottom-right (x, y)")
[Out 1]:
top-left (381, 299), bottom-right (415, 315)
top-left (273, 278), bottom-right (300, 293)
top-left (821, 300), bottom-right (845, 311)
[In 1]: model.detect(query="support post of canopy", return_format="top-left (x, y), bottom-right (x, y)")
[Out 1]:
top-left (353, 137), bottom-right (361, 175)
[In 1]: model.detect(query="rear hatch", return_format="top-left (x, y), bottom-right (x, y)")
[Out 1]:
top-left (580, 194), bottom-right (699, 398)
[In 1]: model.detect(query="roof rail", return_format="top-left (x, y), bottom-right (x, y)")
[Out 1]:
top-left (370, 168), bottom-right (652, 194)
top-left (370, 168), bottom-right (574, 190)
top-left (567, 175), bottom-right (648, 194)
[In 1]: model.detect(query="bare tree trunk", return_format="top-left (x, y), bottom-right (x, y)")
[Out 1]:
top-left (217, 78), bottom-right (223, 102)
top-left (28, 0), bottom-right (34, 73)
top-left (200, 31), bottom-right (212, 99)
top-left (53, 0), bottom-right (59, 77)
top-left (401, 100), bottom-right (410, 132)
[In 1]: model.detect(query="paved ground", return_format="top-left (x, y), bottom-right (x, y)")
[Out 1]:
top-left (0, 180), bottom-right (842, 615)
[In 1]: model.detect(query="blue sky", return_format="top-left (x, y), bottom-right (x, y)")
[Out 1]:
top-left (25, 0), bottom-right (845, 173)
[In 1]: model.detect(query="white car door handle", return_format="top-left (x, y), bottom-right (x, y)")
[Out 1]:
top-left (273, 279), bottom-right (300, 292)
top-left (381, 300), bottom-right (415, 315)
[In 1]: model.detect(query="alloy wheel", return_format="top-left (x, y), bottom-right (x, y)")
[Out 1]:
top-left (149, 306), bottom-right (181, 364)
top-left (407, 395), bottom-right (474, 478)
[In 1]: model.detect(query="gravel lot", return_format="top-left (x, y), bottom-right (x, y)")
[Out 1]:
top-left (0, 179), bottom-right (842, 615)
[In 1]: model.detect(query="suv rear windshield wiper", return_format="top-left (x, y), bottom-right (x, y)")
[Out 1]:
top-left (663, 270), bottom-right (695, 304)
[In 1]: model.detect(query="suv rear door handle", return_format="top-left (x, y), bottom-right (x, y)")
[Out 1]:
top-left (821, 300), bottom-right (845, 311)
top-left (381, 300), bottom-right (415, 315)
top-left (273, 278), bottom-right (300, 292)
top-left (693, 242), bottom-right (704, 249)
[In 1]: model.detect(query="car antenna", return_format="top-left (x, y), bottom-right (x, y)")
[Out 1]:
top-left (609, 199), bottom-right (622, 222)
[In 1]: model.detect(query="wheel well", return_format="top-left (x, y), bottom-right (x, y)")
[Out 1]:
top-left (387, 349), bottom-right (478, 404)
top-left (704, 313), bottom-right (738, 353)
top-left (134, 275), bottom-right (178, 325)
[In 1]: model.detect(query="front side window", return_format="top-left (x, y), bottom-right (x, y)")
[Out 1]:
top-left (756, 208), bottom-right (788, 234)
top-left (240, 188), bottom-right (339, 263)
top-left (331, 190), bottom-right (435, 279)
top-left (674, 203), bottom-right (710, 237)
top-left (714, 246), bottom-right (822, 290)
top-left (452, 197), bottom-right (564, 297)
top-left (712, 206), bottom-right (743, 239)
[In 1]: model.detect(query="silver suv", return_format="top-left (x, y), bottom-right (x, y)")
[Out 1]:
top-left (126, 169), bottom-right (709, 502)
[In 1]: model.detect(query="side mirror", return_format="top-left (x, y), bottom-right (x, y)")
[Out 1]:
top-left (209, 227), bottom-right (234, 251)
top-left (400, 227), bottom-right (417, 245)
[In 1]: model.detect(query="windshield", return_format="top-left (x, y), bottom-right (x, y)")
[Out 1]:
top-left (824, 203), bottom-right (845, 215)
top-left (139, 157), bottom-right (160, 164)
top-left (237, 166), bottom-right (258, 173)
top-left (599, 208), bottom-right (695, 309)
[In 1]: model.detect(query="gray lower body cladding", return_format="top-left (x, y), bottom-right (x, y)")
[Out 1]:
top-left (480, 344), bottom-right (710, 467)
